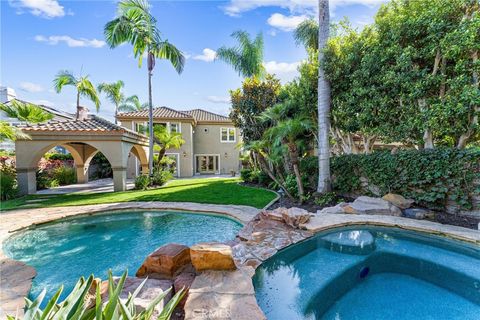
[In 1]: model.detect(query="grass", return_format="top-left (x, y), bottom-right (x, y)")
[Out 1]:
top-left (0, 178), bottom-right (277, 211)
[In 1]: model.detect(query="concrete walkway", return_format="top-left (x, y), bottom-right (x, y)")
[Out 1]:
top-left (35, 178), bottom-right (135, 195)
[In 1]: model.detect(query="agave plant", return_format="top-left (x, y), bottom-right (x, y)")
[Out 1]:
top-left (8, 271), bottom-right (185, 320)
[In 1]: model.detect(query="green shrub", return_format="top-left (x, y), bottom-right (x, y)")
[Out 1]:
top-left (330, 148), bottom-right (480, 210)
top-left (240, 169), bottom-right (252, 182)
top-left (151, 170), bottom-right (172, 187)
top-left (0, 165), bottom-right (17, 200)
top-left (314, 192), bottom-right (338, 206)
top-left (8, 270), bottom-right (185, 320)
top-left (248, 170), bottom-right (262, 184)
top-left (45, 153), bottom-right (74, 161)
top-left (135, 175), bottom-right (150, 190)
top-left (257, 170), bottom-right (273, 186)
top-left (52, 166), bottom-right (76, 185)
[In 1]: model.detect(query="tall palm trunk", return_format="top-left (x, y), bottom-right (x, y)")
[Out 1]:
top-left (148, 51), bottom-right (155, 176)
top-left (317, 0), bottom-right (332, 193)
top-left (76, 91), bottom-right (80, 119)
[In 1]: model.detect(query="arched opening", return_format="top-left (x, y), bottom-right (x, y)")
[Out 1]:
top-left (127, 145), bottom-right (149, 179)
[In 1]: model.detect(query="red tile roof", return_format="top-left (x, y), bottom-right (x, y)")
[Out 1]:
top-left (20, 115), bottom-right (147, 139)
top-left (117, 106), bottom-right (231, 123)
top-left (181, 109), bottom-right (230, 123)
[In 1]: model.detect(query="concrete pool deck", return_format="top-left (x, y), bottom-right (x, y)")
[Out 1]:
top-left (1, 202), bottom-right (479, 319)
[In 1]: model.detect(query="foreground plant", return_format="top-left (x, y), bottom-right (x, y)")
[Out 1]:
top-left (8, 271), bottom-right (185, 320)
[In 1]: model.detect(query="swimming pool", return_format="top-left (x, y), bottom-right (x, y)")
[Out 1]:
top-left (253, 227), bottom-right (480, 320)
top-left (3, 210), bottom-right (242, 302)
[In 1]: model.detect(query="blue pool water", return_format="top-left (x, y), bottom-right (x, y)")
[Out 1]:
top-left (3, 210), bottom-right (241, 302)
top-left (253, 227), bottom-right (480, 320)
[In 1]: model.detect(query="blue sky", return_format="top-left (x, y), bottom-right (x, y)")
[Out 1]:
top-left (1, 0), bottom-right (385, 121)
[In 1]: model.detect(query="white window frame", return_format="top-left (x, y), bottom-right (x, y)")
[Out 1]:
top-left (169, 122), bottom-right (181, 134)
top-left (220, 127), bottom-right (236, 143)
top-left (164, 152), bottom-right (180, 177)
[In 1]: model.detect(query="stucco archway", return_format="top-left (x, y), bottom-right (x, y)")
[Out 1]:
top-left (15, 116), bottom-right (149, 195)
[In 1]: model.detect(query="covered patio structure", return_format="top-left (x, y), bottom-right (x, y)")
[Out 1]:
top-left (15, 114), bottom-right (149, 195)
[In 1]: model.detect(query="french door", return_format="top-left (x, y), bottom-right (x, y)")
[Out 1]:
top-left (196, 155), bottom-right (219, 174)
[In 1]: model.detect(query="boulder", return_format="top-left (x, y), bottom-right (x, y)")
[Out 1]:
top-left (174, 270), bottom-right (196, 308)
top-left (262, 208), bottom-right (284, 221)
top-left (190, 242), bottom-right (236, 271)
top-left (317, 203), bottom-right (347, 214)
top-left (136, 243), bottom-right (191, 278)
top-left (403, 208), bottom-right (435, 220)
top-left (344, 196), bottom-right (402, 216)
top-left (84, 277), bottom-right (108, 309)
top-left (382, 193), bottom-right (414, 209)
top-left (281, 207), bottom-right (312, 227)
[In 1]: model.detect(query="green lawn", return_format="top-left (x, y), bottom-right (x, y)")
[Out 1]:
top-left (0, 178), bottom-right (277, 211)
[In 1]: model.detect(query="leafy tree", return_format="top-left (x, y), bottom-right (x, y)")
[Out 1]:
top-left (104, 0), bottom-right (185, 175)
top-left (53, 70), bottom-right (100, 118)
top-left (97, 80), bottom-right (125, 123)
top-left (229, 75), bottom-right (281, 144)
top-left (317, 0), bottom-right (332, 193)
top-left (217, 31), bottom-right (265, 78)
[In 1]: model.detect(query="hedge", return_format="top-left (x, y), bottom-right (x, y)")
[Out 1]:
top-left (330, 148), bottom-right (480, 210)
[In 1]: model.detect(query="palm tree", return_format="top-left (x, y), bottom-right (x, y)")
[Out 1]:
top-left (104, 0), bottom-right (185, 176)
top-left (118, 95), bottom-right (148, 112)
top-left (152, 125), bottom-right (185, 169)
top-left (97, 80), bottom-right (125, 123)
top-left (317, 0), bottom-right (332, 193)
top-left (294, 19), bottom-right (319, 51)
top-left (0, 100), bottom-right (53, 125)
top-left (0, 121), bottom-right (30, 141)
top-left (262, 101), bottom-right (314, 203)
top-left (217, 31), bottom-right (265, 78)
top-left (53, 70), bottom-right (100, 119)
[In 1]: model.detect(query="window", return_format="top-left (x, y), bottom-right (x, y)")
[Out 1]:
top-left (170, 123), bottom-right (180, 133)
top-left (221, 128), bottom-right (235, 142)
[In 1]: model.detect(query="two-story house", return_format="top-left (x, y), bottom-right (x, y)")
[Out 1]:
top-left (117, 107), bottom-right (242, 177)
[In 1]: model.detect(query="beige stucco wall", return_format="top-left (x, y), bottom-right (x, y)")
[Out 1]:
top-left (118, 119), bottom-right (241, 177)
top-left (192, 124), bottom-right (241, 175)
top-left (166, 122), bottom-right (194, 177)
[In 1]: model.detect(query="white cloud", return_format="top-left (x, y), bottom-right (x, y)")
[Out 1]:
top-left (206, 96), bottom-right (230, 104)
top-left (264, 61), bottom-right (301, 74)
top-left (19, 82), bottom-right (44, 93)
top-left (35, 35), bottom-right (106, 48)
top-left (267, 13), bottom-right (308, 31)
top-left (9, 0), bottom-right (66, 18)
top-left (192, 48), bottom-right (217, 62)
top-left (222, 0), bottom-right (386, 16)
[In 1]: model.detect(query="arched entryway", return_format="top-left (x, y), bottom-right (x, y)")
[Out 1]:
top-left (15, 116), bottom-right (149, 195)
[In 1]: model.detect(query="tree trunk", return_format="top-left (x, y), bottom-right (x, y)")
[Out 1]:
top-left (317, 0), bottom-right (332, 193)
top-left (457, 50), bottom-right (479, 149)
top-left (418, 98), bottom-right (434, 149)
top-left (148, 69), bottom-right (154, 176)
top-left (114, 104), bottom-right (118, 124)
top-left (288, 143), bottom-right (304, 203)
top-left (76, 91), bottom-right (80, 119)
top-left (257, 152), bottom-right (294, 200)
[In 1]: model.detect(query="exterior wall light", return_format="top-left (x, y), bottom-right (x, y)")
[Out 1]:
top-left (224, 152), bottom-right (228, 159)
top-left (182, 151), bottom-right (187, 158)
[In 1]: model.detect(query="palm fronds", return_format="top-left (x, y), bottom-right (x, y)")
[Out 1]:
top-left (294, 19), bottom-right (319, 51)
top-left (216, 30), bottom-right (265, 78)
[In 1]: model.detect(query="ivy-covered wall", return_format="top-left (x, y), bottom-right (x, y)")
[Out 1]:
top-left (330, 149), bottom-right (480, 212)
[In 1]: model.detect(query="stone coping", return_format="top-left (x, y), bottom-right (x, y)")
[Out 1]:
top-left (0, 201), bottom-right (259, 251)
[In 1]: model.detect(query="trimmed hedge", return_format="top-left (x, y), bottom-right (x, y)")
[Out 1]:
top-left (331, 148), bottom-right (480, 210)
